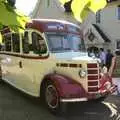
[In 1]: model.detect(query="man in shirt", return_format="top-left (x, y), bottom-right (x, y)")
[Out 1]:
top-left (99, 48), bottom-right (106, 67)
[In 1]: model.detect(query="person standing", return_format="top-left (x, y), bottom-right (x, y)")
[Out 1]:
top-left (99, 48), bottom-right (106, 67)
top-left (109, 51), bottom-right (120, 95)
top-left (106, 49), bottom-right (113, 70)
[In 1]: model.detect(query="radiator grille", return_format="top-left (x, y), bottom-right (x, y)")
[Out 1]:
top-left (87, 63), bottom-right (99, 93)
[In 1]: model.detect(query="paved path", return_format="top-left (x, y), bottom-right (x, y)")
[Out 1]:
top-left (112, 78), bottom-right (120, 95)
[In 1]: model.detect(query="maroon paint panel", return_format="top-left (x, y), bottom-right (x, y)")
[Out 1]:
top-left (26, 19), bottom-right (83, 36)
top-left (44, 73), bottom-right (116, 100)
top-left (44, 73), bottom-right (87, 99)
top-left (87, 63), bottom-right (97, 68)
top-left (87, 70), bottom-right (98, 74)
top-left (0, 52), bottom-right (49, 60)
top-left (88, 87), bottom-right (98, 92)
top-left (88, 81), bottom-right (98, 86)
top-left (88, 75), bottom-right (98, 80)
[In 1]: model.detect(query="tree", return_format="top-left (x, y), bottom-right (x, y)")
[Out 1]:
top-left (0, 0), bottom-right (30, 32)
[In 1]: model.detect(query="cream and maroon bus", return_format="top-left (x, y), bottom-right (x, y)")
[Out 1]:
top-left (0, 19), bottom-right (117, 113)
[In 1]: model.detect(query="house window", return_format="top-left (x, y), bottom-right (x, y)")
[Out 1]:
top-left (116, 40), bottom-right (120, 49)
top-left (117, 5), bottom-right (120, 20)
top-left (96, 10), bottom-right (101, 23)
top-left (47, 0), bottom-right (50, 7)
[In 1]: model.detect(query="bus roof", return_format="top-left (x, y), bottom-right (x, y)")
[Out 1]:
top-left (26, 19), bottom-right (82, 35)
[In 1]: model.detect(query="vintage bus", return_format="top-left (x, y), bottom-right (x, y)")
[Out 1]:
top-left (0, 19), bottom-right (117, 113)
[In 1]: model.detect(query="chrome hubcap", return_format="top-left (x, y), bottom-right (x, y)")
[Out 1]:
top-left (45, 85), bottom-right (59, 109)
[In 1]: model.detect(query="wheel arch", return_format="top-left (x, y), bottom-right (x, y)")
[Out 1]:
top-left (39, 73), bottom-right (60, 98)
top-left (39, 73), bottom-right (87, 99)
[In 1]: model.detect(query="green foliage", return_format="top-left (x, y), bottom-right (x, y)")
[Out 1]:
top-left (0, 0), bottom-right (30, 32)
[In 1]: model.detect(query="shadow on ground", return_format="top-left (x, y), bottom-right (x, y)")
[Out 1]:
top-left (0, 81), bottom-right (120, 120)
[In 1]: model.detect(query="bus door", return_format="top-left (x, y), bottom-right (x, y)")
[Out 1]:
top-left (19, 31), bottom-right (48, 95)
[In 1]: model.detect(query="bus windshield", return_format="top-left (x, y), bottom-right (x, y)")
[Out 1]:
top-left (46, 32), bottom-right (86, 53)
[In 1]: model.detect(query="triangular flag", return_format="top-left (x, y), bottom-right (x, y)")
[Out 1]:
top-left (89, 0), bottom-right (107, 13)
top-left (71, 0), bottom-right (90, 22)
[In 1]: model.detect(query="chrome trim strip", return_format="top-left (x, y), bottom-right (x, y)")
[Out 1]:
top-left (88, 80), bottom-right (98, 82)
top-left (87, 68), bottom-right (99, 70)
top-left (87, 74), bottom-right (98, 76)
top-left (60, 98), bottom-right (88, 102)
top-left (88, 91), bottom-right (98, 93)
top-left (88, 86), bottom-right (99, 88)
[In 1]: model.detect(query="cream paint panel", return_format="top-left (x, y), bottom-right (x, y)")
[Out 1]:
top-left (1, 55), bottom-right (21, 83)
top-left (55, 60), bottom-right (88, 91)
top-left (13, 29), bottom-right (51, 96)
top-left (18, 58), bottom-right (41, 96)
top-left (19, 57), bottom-right (56, 96)
top-left (1, 54), bottom-right (56, 97)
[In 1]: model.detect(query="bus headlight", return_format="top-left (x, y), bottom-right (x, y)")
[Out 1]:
top-left (79, 70), bottom-right (86, 78)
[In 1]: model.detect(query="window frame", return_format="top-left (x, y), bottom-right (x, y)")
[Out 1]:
top-left (22, 31), bottom-right (30, 54)
top-left (31, 31), bottom-right (48, 55)
top-left (117, 5), bottom-right (120, 20)
top-left (116, 40), bottom-right (120, 49)
top-left (96, 10), bottom-right (101, 23)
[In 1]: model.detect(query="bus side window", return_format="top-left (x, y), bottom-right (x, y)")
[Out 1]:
top-left (22, 32), bottom-right (29, 54)
top-left (32, 32), bottom-right (47, 54)
top-left (4, 34), bottom-right (12, 52)
top-left (12, 33), bottom-right (20, 53)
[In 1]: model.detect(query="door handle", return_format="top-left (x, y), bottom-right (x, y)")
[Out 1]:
top-left (19, 61), bottom-right (22, 68)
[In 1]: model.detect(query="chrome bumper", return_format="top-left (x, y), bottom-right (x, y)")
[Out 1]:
top-left (60, 98), bottom-right (88, 102)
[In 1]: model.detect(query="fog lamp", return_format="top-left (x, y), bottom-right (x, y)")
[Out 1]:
top-left (79, 69), bottom-right (86, 78)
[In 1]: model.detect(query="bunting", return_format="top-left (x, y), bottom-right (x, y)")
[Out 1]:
top-left (89, 0), bottom-right (107, 13)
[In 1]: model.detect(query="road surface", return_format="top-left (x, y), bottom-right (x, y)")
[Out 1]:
top-left (0, 81), bottom-right (120, 120)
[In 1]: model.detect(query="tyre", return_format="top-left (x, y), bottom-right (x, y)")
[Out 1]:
top-left (44, 81), bottom-right (61, 114)
top-left (94, 96), bottom-right (107, 102)
top-left (0, 66), bottom-right (2, 81)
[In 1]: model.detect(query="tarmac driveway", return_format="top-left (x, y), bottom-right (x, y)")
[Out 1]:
top-left (0, 81), bottom-right (120, 120)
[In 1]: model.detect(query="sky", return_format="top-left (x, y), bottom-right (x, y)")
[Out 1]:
top-left (15, 0), bottom-right (38, 15)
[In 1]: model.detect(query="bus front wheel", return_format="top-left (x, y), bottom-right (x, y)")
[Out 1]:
top-left (0, 66), bottom-right (2, 81)
top-left (44, 81), bottom-right (61, 113)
